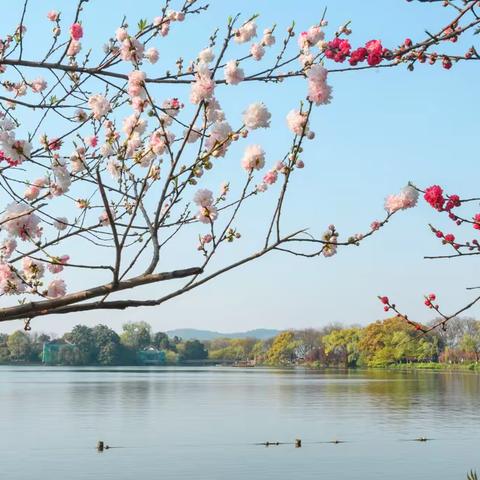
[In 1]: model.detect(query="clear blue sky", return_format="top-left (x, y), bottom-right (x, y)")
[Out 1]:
top-left (0, 0), bottom-right (478, 335)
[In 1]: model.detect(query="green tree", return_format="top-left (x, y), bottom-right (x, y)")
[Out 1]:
top-left (153, 331), bottom-right (176, 351)
top-left (0, 333), bottom-right (10, 363)
top-left (92, 325), bottom-right (121, 365)
top-left (208, 338), bottom-right (257, 361)
top-left (7, 331), bottom-right (32, 362)
top-left (358, 317), bottom-right (438, 367)
top-left (66, 325), bottom-right (96, 364)
top-left (323, 328), bottom-right (361, 367)
top-left (266, 331), bottom-right (299, 365)
top-left (181, 340), bottom-right (208, 361)
top-left (120, 322), bottom-right (152, 350)
top-left (165, 350), bottom-right (179, 364)
top-left (460, 333), bottom-right (480, 361)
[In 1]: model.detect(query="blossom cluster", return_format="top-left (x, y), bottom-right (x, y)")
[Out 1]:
top-left (384, 185), bottom-right (419, 214)
top-left (422, 184), bottom-right (480, 254)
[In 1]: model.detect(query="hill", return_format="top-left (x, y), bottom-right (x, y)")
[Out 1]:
top-left (165, 328), bottom-right (280, 341)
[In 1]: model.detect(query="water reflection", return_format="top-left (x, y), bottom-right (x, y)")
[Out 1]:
top-left (0, 366), bottom-right (478, 480)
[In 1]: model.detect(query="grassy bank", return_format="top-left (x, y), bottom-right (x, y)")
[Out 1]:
top-left (301, 361), bottom-right (480, 371)
top-left (385, 362), bottom-right (480, 372)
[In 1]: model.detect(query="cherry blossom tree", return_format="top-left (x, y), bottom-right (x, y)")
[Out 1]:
top-left (0, 0), bottom-right (478, 329)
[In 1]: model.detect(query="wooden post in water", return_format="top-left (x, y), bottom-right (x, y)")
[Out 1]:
top-left (97, 441), bottom-right (104, 452)
top-left (295, 439), bottom-right (302, 448)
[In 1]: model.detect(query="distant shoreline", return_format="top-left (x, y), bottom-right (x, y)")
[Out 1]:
top-left (1, 362), bottom-right (479, 372)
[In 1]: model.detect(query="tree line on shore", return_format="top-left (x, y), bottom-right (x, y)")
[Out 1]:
top-left (1, 316), bottom-right (479, 367)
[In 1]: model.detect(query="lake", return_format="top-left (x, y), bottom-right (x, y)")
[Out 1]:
top-left (0, 366), bottom-right (478, 479)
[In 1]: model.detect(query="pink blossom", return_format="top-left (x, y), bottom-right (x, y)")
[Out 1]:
top-left (67, 40), bottom-right (81, 57)
top-left (99, 208), bottom-right (115, 226)
top-left (160, 22), bottom-right (170, 37)
top-left (145, 47), bottom-right (159, 64)
top-left (32, 177), bottom-right (47, 189)
top-left (325, 38), bottom-right (351, 63)
top-left (190, 62), bottom-right (215, 104)
top-left (70, 147), bottom-right (86, 173)
top-left (201, 234), bottom-right (213, 244)
top-left (24, 185), bottom-right (40, 201)
top-left (322, 232), bottom-right (338, 258)
top-left (241, 144), bottom-right (265, 171)
top-left (262, 30), bottom-right (275, 47)
top-left (298, 32), bottom-right (310, 50)
top-left (47, 10), bottom-right (59, 22)
top-left (85, 135), bottom-right (98, 148)
top-left (349, 47), bottom-right (368, 66)
top-left (298, 26), bottom-right (324, 50)
top-left (198, 47), bottom-right (215, 63)
top-left (0, 139), bottom-right (32, 166)
top-left (193, 189), bottom-right (214, 207)
top-left (263, 170), bottom-right (278, 185)
top-left (100, 143), bottom-right (114, 158)
top-left (0, 262), bottom-right (25, 295)
top-left (42, 136), bottom-right (62, 151)
top-left (120, 36), bottom-right (145, 63)
top-left (1, 203), bottom-right (42, 240)
top-left (371, 221), bottom-right (381, 231)
top-left (307, 26), bottom-right (324, 45)
top-left (234, 21), bottom-right (257, 43)
top-left (384, 185), bottom-right (419, 213)
top-left (115, 27), bottom-right (128, 42)
top-left (224, 60), bottom-right (244, 85)
top-left (88, 94), bottom-right (111, 120)
top-left (250, 43), bottom-right (265, 61)
top-left (365, 39), bottom-right (384, 66)
top-left (107, 159), bottom-right (122, 179)
top-left (205, 121), bottom-right (232, 157)
top-left (50, 159), bottom-right (71, 196)
top-left (243, 102), bottom-right (271, 130)
top-left (205, 97), bottom-right (224, 122)
top-left (122, 113), bottom-right (147, 137)
top-left (70, 23), bottom-right (83, 41)
top-left (197, 205), bottom-right (218, 224)
top-left (0, 239), bottom-right (17, 260)
top-left (127, 70), bottom-right (147, 98)
top-left (161, 97), bottom-right (182, 120)
top-left (22, 257), bottom-right (45, 281)
top-left (48, 255), bottom-right (69, 274)
top-left (424, 185), bottom-right (445, 211)
top-left (131, 97), bottom-right (147, 112)
top-left (286, 109), bottom-right (308, 135)
top-left (30, 77), bottom-right (47, 93)
top-left (299, 52), bottom-right (314, 67)
top-left (149, 129), bottom-right (175, 155)
top-left (47, 279), bottom-right (66, 298)
top-left (306, 64), bottom-right (332, 105)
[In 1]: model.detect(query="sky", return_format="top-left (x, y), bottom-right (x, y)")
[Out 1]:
top-left (0, 0), bottom-right (478, 335)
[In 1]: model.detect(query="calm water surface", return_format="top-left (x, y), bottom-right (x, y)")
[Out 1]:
top-left (0, 366), bottom-right (479, 479)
